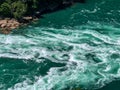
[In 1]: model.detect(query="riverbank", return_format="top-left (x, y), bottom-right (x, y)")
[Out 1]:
top-left (0, 19), bottom-right (20, 34)
top-left (0, 17), bottom-right (38, 34)
top-left (1, 0), bottom-right (120, 90)
top-left (0, 1), bottom-right (70, 34)
top-left (0, 0), bottom-right (85, 34)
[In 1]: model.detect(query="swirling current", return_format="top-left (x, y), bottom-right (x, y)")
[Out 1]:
top-left (0, 0), bottom-right (120, 90)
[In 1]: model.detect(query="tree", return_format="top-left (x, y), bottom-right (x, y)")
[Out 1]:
top-left (0, 1), bottom-right (12, 17)
top-left (12, 1), bottom-right (27, 19)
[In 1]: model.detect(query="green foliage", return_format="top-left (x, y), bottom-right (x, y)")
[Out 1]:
top-left (0, 0), bottom-right (67, 20)
top-left (0, 0), bottom-right (27, 19)
top-left (12, 1), bottom-right (27, 19)
top-left (0, 1), bottom-right (12, 17)
top-left (32, 0), bottom-right (38, 9)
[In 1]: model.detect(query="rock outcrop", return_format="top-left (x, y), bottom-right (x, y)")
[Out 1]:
top-left (0, 19), bottom-right (20, 34)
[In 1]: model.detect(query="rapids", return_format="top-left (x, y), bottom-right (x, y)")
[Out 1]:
top-left (0, 0), bottom-right (120, 90)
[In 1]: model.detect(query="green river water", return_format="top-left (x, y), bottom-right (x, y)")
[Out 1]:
top-left (0, 0), bottom-right (120, 90)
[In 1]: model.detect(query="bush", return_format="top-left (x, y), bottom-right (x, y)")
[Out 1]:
top-left (0, 2), bottom-right (12, 17)
top-left (12, 1), bottom-right (27, 19)
top-left (0, 0), bottom-right (71, 20)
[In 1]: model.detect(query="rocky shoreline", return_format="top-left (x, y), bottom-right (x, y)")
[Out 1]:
top-left (0, 0), bottom-right (85, 34)
top-left (0, 17), bottom-right (38, 34)
top-left (0, 19), bottom-right (20, 34)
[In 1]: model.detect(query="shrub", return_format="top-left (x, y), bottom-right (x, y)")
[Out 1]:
top-left (0, 1), bottom-right (12, 17)
top-left (12, 1), bottom-right (27, 19)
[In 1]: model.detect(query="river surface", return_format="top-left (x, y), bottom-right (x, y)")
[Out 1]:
top-left (0, 0), bottom-right (120, 90)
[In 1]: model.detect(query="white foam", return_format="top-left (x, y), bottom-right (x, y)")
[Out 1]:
top-left (0, 22), bottom-right (120, 90)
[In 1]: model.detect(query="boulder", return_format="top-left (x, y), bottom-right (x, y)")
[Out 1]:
top-left (0, 20), bottom-right (8, 25)
top-left (1, 23), bottom-right (7, 28)
top-left (23, 16), bottom-right (33, 21)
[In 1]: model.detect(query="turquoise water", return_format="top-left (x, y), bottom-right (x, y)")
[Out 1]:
top-left (0, 0), bottom-right (120, 90)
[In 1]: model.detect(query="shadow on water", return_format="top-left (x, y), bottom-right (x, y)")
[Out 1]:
top-left (35, 0), bottom-right (86, 18)
top-left (97, 80), bottom-right (120, 90)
